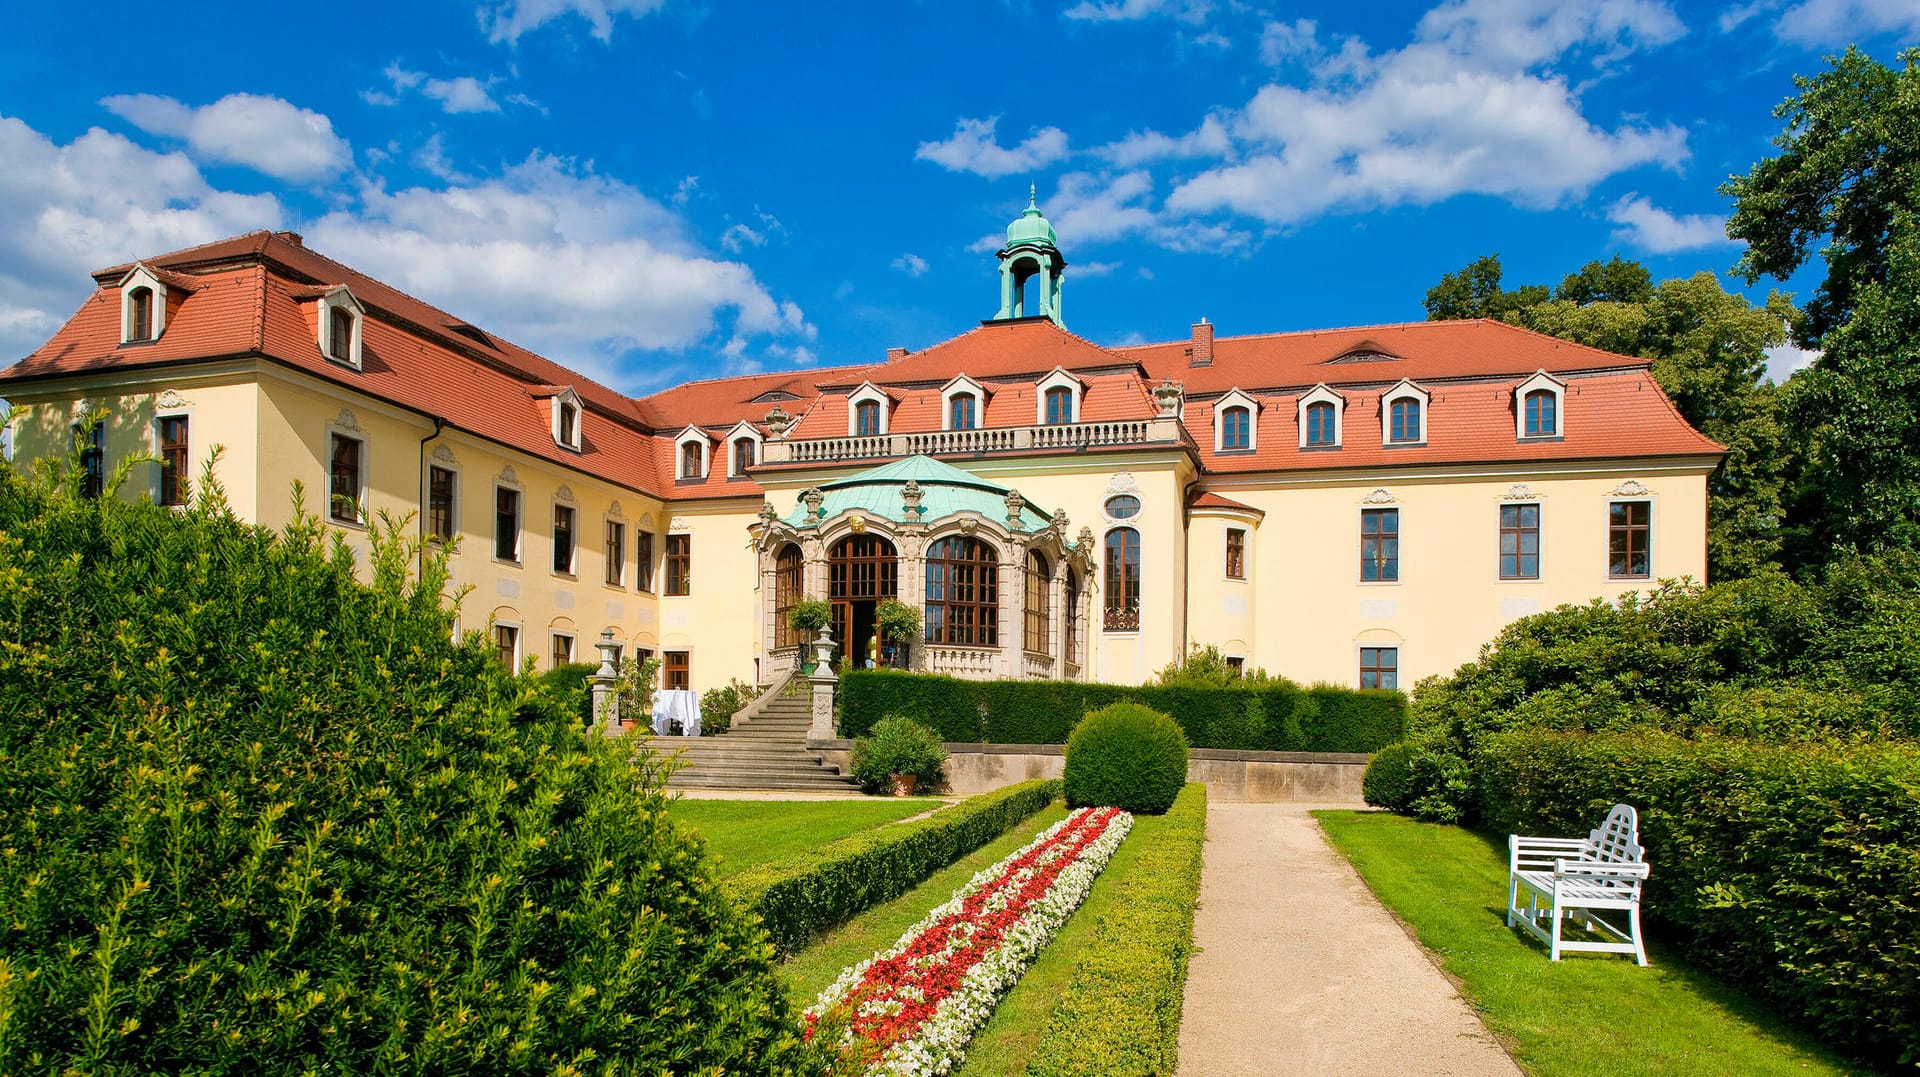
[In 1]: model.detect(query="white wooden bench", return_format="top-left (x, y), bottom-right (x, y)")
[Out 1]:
top-left (1507, 803), bottom-right (1650, 965)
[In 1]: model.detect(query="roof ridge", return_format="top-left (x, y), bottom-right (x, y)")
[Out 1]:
top-left (1121, 316), bottom-right (1484, 351)
top-left (637, 360), bottom-right (872, 398)
top-left (96, 230), bottom-right (277, 277)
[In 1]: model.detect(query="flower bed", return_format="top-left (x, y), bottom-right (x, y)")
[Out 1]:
top-left (803, 805), bottom-right (1133, 1075)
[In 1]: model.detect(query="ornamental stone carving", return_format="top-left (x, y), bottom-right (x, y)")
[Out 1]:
top-left (1105, 472), bottom-right (1141, 497)
top-left (640, 512), bottom-right (656, 528)
top-left (607, 500), bottom-right (624, 518)
top-left (1049, 508), bottom-right (1070, 536)
top-left (801, 487), bottom-right (825, 519)
top-left (1361, 488), bottom-right (1396, 504)
top-left (1504, 483), bottom-right (1537, 500)
top-left (669, 516), bottom-right (691, 532)
top-left (335, 408), bottom-right (360, 432)
top-left (555, 484), bottom-right (576, 503)
top-left (901, 479), bottom-right (925, 516)
top-left (1004, 489), bottom-right (1026, 528)
top-left (1152, 379), bottom-right (1183, 417)
top-left (498, 465), bottom-right (518, 484)
top-left (1076, 525), bottom-right (1096, 551)
top-left (156, 388), bottom-right (192, 410)
top-left (1610, 479), bottom-right (1650, 497)
top-left (431, 444), bottom-right (458, 464)
top-left (757, 501), bottom-right (780, 526)
top-left (764, 404), bottom-right (794, 438)
top-left (958, 517), bottom-right (979, 535)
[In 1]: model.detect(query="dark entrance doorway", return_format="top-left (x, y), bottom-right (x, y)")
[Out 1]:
top-left (829, 533), bottom-right (898, 669)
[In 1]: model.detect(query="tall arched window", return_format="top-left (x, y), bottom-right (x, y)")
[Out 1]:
top-left (1024, 550), bottom-right (1051, 656)
top-left (1221, 406), bottom-right (1250, 450)
top-left (925, 536), bottom-right (998, 646)
top-left (1306, 401), bottom-right (1337, 446)
top-left (773, 544), bottom-right (803, 649)
top-left (949, 394), bottom-right (977, 431)
top-left (1524, 390), bottom-right (1557, 436)
top-left (1045, 386), bottom-right (1074, 425)
top-left (856, 400), bottom-right (882, 436)
top-left (126, 286), bottom-right (154, 342)
top-left (1063, 568), bottom-right (1081, 666)
top-left (1104, 527), bottom-right (1140, 630)
top-left (1389, 398), bottom-right (1421, 443)
top-left (680, 440), bottom-right (703, 479)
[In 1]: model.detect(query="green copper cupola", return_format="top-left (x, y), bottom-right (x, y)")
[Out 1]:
top-left (994, 185), bottom-right (1066, 326)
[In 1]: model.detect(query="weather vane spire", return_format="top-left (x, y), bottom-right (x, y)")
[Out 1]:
top-left (1028, 183), bottom-right (1037, 208)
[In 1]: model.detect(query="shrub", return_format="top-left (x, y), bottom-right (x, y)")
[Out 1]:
top-left (729, 779), bottom-right (1059, 955)
top-left (1157, 642), bottom-right (1277, 686)
top-left (0, 461), bottom-right (818, 1075)
top-left (701, 676), bottom-right (759, 735)
top-left (848, 715), bottom-right (949, 791)
top-left (1064, 703), bottom-right (1190, 814)
top-left (1026, 783), bottom-right (1207, 1077)
top-left (1361, 742), bottom-right (1416, 809)
top-left (788, 597), bottom-right (833, 635)
top-left (1480, 731), bottom-right (1920, 1069)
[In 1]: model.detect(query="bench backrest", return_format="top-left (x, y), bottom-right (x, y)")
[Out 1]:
top-left (1589, 804), bottom-right (1644, 866)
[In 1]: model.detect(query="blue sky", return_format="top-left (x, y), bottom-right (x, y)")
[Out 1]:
top-left (2, 1), bottom-right (1914, 395)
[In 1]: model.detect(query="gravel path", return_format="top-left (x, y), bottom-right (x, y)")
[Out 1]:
top-left (1176, 803), bottom-right (1523, 1077)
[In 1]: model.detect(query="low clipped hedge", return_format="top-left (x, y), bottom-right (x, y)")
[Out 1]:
top-left (728, 779), bottom-right (1059, 955)
top-left (1479, 731), bottom-right (1920, 1070)
top-left (840, 669), bottom-right (1404, 752)
top-left (1063, 703), bottom-right (1190, 814)
top-left (1026, 783), bottom-right (1208, 1077)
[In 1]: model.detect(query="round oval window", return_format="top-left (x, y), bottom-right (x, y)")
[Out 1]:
top-left (1105, 494), bottom-right (1141, 519)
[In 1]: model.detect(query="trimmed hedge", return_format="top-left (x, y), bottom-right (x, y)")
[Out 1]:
top-left (840, 669), bottom-right (1405, 752)
top-left (1063, 703), bottom-right (1190, 814)
top-left (728, 779), bottom-right (1059, 956)
top-left (1479, 732), bottom-right (1920, 1069)
top-left (1026, 782), bottom-right (1208, 1077)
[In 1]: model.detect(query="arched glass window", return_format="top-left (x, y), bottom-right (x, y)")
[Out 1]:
top-left (1104, 494), bottom-right (1141, 519)
top-left (856, 400), bottom-right (882, 436)
top-left (328, 307), bottom-right (355, 362)
top-left (773, 544), bottom-right (803, 649)
top-left (1389, 398), bottom-right (1421, 443)
top-left (127, 286), bottom-right (154, 342)
top-left (1524, 390), bottom-right (1557, 436)
top-left (1024, 550), bottom-right (1051, 656)
top-left (733, 437), bottom-right (756, 474)
top-left (949, 394), bottom-right (977, 431)
top-left (1063, 567), bottom-right (1081, 666)
top-left (1221, 406), bottom-right (1250, 450)
top-left (1306, 401), bottom-right (1337, 446)
top-left (1104, 527), bottom-right (1140, 631)
top-left (925, 536), bottom-right (998, 646)
top-left (680, 440), bottom-right (703, 479)
top-left (1045, 386), bottom-right (1074, 425)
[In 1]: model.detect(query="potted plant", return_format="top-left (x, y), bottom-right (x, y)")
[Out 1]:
top-left (849, 715), bottom-right (948, 796)
top-left (874, 598), bottom-right (922, 669)
top-left (788, 598), bottom-right (833, 672)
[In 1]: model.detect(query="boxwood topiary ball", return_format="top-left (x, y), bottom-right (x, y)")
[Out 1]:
top-left (1063, 702), bottom-right (1190, 814)
top-left (1361, 741), bottom-right (1416, 810)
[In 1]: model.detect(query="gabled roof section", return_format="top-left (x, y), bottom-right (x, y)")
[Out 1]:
top-left (116, 262), bottom-right (200, 294)
top-left (833, 317), bottom-right (1139, 386)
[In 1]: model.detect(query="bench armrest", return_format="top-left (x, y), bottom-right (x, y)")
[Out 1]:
top-left (1554, 859), bottom-right (1649, 882)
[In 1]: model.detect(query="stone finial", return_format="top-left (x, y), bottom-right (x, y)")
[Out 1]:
top-left (1153, 378), bottom-right (1184, 417)
top-left (1049, 508), bottom-right (1070, 536)
top-left (1076, 525), bottom-right (1096, 551)
top-left (801, 487), bottom-right (826, 519)
top-left (757, 500), bottom-right (780, 526)
top-left (764, 405), bottom-right (793, 438)
top-left (901, 479), bottom-right (925, 516)
top-left (1005, 489), bottom-right (1027, 528)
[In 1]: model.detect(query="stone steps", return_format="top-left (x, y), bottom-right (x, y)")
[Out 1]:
top-left (648, 685), bottom-right (858, 792)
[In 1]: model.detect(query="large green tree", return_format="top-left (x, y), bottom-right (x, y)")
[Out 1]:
top-left (1724, 47), bottom-right (1920, 568)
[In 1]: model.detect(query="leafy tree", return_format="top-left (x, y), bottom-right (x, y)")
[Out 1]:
top-left (1554, 254), bottom-right (1654, 306)
top-left (1422, 254), bottom-right (1548, 320)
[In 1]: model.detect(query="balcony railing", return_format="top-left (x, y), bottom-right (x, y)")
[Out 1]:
top-left (765, 416), bottom-right (1188, 465)
top-left (1103, 605), bottom-right (1140, 632)
top-left (924, 646), bottom-right (999, 678)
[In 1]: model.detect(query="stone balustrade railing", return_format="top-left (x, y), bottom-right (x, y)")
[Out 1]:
top-left (925, 646), bottom-right (998, 678)
top-left (1021, 651), bottom-right (1056, 680)
top-left (764, 415), bottom-right (1188, 465)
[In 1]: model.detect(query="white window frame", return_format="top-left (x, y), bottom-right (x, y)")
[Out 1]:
top-left (324, 424), bottom-right (367, 528)
top-left (1497, 498), bottom-right (1545, 582)
top-left (603, 513), bottom-right (628, 589)
top-left (1515, 370), bottom-right (1566, 439)
top-left (493, 478), bottom-right (524, 565)
top-left (315, 287), bottom-right (366, 370)
top-left (1358, 503), bottom-right (1402, 586)
top-left (550, 631), bottom-right (576, 669)
top-left (1606, 496), bottom-right (1656, 582)
top-left (494, 620), bottom-right (523, 669)
top-left (1297, 383), bottom-right (1346, 449)
top-left (425, 458), bottom-right (460, 544)
top-left (1036, 367), bottom-right (1083, 426)
top-left (552, 500), bottom-right (578, 577)
top-left (674, 425), bottom-right (711, 480)
top-left (1380, 379), bottom-right (1430, 446)
top-left (723, 420), bottom-right (764, 477)
top-left (847, 382), bottom-right (891, 437)
top-left (118, 265), bottom-right (171, 344)
top-left (152, 401), bottom-right (194, 507)
top-left (551, 389), bottom-right (584, 452)
top-left (1357, 642), bottom-right (1401, 691)
top-left (940, 374), bottom-right (988, 431)
top-left (1213, 388), bottom-right (1261, 453)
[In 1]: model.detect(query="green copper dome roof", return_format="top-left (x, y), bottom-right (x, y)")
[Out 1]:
top-left (1005, 186), bottom-right (1058, 250)
top-left (783, 455), bottom-right (1061, 534)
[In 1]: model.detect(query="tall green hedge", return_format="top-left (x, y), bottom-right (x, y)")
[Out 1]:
top-left (728, 778), bottom-right (1059, 955)
top-left (1479, 731), bottom-right (1920, 1069)
top-left (839, 669), bottom-right (1404, 752)
top-left (0, 462), bottom-right (817, 1075)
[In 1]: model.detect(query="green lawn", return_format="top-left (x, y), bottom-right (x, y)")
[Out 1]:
top-left (780, 803), bottom-right (1071, 1005)
top-left (669, 798), bottom-right (936, 877)
top-left (1314, 811), bottom-right (1868, 1077)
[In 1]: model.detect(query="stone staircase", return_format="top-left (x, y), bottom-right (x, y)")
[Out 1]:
top-left (646, 689), bottom-right (861, 794)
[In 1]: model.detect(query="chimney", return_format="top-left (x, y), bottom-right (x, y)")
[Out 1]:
top-left (887, 347), bottom-right (909, 363)
top-left (1189, 317), bottom-right (1214, 368)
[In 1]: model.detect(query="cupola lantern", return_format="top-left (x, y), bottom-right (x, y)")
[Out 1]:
top-left (993, 186), bottom-right (1066, 326)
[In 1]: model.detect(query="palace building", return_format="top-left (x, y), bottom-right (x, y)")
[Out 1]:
top-left (0, 199), bottom-right (1722, 693)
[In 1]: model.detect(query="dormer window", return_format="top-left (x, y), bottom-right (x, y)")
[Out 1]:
top-left (1514, 371), bottom-right (1566, 439)
top-left (1307, 403), bottom-right (1336, 445)
top-left (681, 441), bottom-right (702, 479)
top-left (126, 287), bottom-right (155, 342)
top-left (116, 264), bottom-right (187, 345)
top-left (723, 420), bottom-right (764, 477)
top-left (1045, 386), bottom-right (1074, 425)
top-left (674, 426), bottom-right (710, 480)
top-left (1380, 380), bottom-right (1430, 446)
top-left (1213, 389), bottom-right (1261, 453)
top-left (328, 308), bottom-right (355, 362)
top-left (1035, 367), bottom-right (1083, 426)
top-left (1298, 384), bottom-right (1345, 449)
top-left (950, 394), bottom-right (978, 430)
top-left (847, 382), bottom-right (891, 437)
top-left (734, 436), bottom-right (756, 473)
top-left (558, 401), bottom-right (578, 447)
top-left (313, 286), bottom-right (366, 370)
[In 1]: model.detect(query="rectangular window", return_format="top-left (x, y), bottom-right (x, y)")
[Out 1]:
top-left (551, 633), bottom-right (574, 668)
top-left (664, 650), bottom-right (690, 690)
top-left (605, 519), bottom-right (626, 586)
top-left (495, 487), bottom-right (520, 562)
top-left (158, 415), bottom-right (188, 507)
top-left (950, 394), bottom-right (976, 430)
top-left (1499, 503), bottom-right (1540, 580)
top-left (1225, 527), bottom-right (1246, 580)
top-left (665, 534), bottom-right (691, 596)
top-left (1360, 647), bottom-right (1398, 690)
top-left (1361, 508), bottom-right (1399, 582)
top-left (328, 432), bottom-right (361, 523)
top-left (553, 504), bottom-right (576, 574)
top-left (495, 624), bottom-right (519, 668)
top-left (76, 420), bottom-right (105, 499)
top-left (1226, 656), bottom-right (1245, 677)
top-left (636, 532), bottom-right (655, 592)
top-left (427, 465), bottom-right (455, 542)
top-left (1609, 500), bottom-right (1651, 580)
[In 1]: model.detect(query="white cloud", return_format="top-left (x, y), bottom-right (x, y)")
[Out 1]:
top-left (1764, 342), bottom-right (1819, 384)
top-left (1050, 171), bottom-right (1250, 252)
top-left (1062, 0), bottom-right (1211, 23)
top-left (721, 223), bottom-right (764, 252)
top-left (892, 253), bottom-right (930, 277)
top-left (1073, 260), bottom-right (1122, 277)
top-left (479, 0), bottom-right (670, 44)
top-left (371, 64), bottom-right (503, 115)
top-left (0, 114), bottom-right (283, 360)
top-left (916, 117), bottom-right (1070, 178)
top-left (304, 153), bottom-right (810, 385)
top-left (1773, 0), bottom-right (1920, 45)
top-left (1097, 115), bottom-right (1233, 168)
top-left (1606, 194), bottom-right (1729, 253)
top-left (100, 93), bottom-right (352, 182)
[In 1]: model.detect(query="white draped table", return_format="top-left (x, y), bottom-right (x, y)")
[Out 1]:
top-left (650, 689), bottom-right (703, 736)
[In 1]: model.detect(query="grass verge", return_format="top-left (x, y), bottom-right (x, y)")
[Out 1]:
top-left (1314, 810), bottom-right (1867, 1077)
top-left (668, 797), bottom-right (932, 877)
